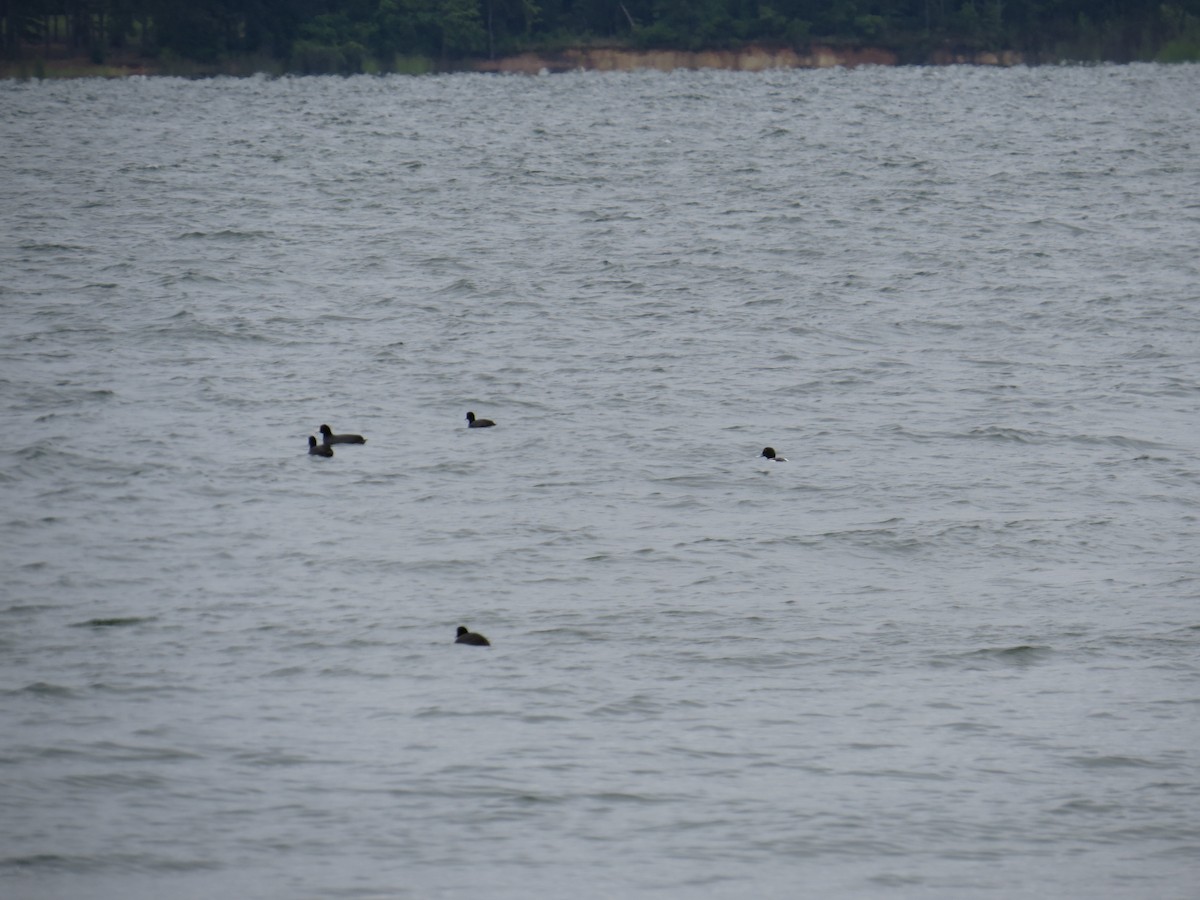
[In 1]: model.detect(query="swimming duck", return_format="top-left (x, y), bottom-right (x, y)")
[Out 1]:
top-left (319, 424), bottom-right (366, 445)
top-left (466, 411), bottom-right (496, 428)
top-left (308, 436), bottom-right (334, 457)
top-left (455, 625), bottom-right (491, 646)
top-left (761, 447), bottom-right (786, 462)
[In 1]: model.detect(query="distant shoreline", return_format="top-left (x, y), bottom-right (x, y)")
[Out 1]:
top-left (468, 45), bottom-right (1028, 75)
top-left (0, 42), bottom-right (1149, 80)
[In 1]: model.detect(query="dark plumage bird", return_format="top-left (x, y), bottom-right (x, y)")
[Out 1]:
top-left (455, 625), bottom-right (490, 646)
top-left (319, 424), bottom-right (366, 445)
top-left (308, 436), bottom-right (334, 457)
top-left (466, 411), bottom-right (496, 428)
top-left (761, 447), bottom-right (786, 462)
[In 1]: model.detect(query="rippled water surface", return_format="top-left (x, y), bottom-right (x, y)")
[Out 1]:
top-left (2, 65), bottom-right (1199, 899)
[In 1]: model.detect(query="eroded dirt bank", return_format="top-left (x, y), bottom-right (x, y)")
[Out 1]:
top-left (468, 45), bottom-right (1026, 74)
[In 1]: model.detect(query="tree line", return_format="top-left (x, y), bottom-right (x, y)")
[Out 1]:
top-left (3, 0), bottom-right (1199, 71)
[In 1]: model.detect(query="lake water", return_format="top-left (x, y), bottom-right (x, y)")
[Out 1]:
top-left (1, 63), bottom-right (1199, 899)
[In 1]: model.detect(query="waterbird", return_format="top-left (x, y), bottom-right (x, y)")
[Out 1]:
top-left (761, 447), bottom-right (786, 462)
top-left (319, 424), bottom-right (366, 444)
top-left (455, 625), bottom-right (491, 646)
top-left (466, 411), bottom-right (496, 428)
top-left (308, 436), bottom-right (333, 457)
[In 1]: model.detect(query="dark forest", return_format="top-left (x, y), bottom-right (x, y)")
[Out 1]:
top-left (3, 0), bottom-right (1199, 73)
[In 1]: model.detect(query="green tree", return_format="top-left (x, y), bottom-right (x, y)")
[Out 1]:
top-left (3, 0), bottom-right (43, 58)
top-left (438, 0), bottom-right (486, 54)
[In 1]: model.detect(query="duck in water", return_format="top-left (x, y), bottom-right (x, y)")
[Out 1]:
top-left (466, 411), bottom-right (496, 428)
top-left (455, 625), bottom-right (491, 646)
top-left (319, 424), bottom-right (366, 445)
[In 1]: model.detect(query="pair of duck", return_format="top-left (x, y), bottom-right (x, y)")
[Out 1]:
top-left (307, 424), bottom-right (366, 457)
top-left (473, 410), bottom-right (782, 460)
top-left (308, 411), bottom-right (497, 456)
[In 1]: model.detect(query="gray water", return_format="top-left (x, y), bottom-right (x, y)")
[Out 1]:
top-left (1, 64), bottom-right (1199, 899)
